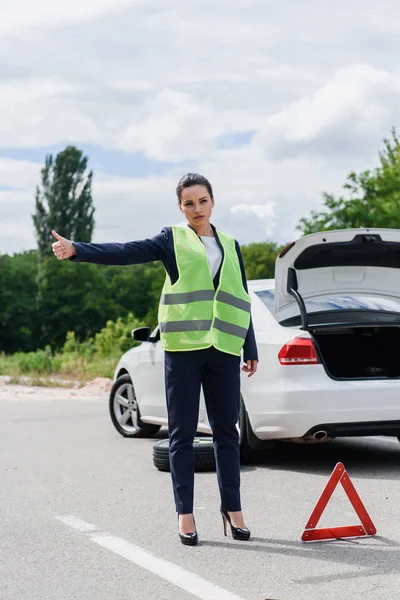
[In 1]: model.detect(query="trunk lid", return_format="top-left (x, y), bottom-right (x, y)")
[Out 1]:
top-left (275, 228), bottom-right (400, 326)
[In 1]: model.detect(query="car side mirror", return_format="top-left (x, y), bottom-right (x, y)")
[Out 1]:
top-left (132, 327), bottom-right (151, 342)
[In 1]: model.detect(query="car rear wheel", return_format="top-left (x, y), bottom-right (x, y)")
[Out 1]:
top-left (109, 374), bottom-right (161, 438)
top-left (153, 438), bottom-right (216, 472)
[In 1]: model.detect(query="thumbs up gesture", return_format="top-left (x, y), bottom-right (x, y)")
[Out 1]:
top-left (51, 230), bottom-right (76, 260)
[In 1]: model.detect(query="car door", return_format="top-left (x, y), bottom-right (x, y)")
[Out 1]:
top-left (131, 327), bottom-right (166, 419)
top-left (133, 326), bottom-right (206, 423)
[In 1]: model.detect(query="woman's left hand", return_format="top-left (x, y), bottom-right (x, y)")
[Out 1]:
top-left (242, 360), bottom-right (258, 378)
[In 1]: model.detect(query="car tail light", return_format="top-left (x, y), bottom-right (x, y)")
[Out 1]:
top-left (278, 337), bottom-right (319, 365)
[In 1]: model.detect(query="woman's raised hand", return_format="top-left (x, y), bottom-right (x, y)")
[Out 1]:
top-left (51, 230), bottom-right (76, 260)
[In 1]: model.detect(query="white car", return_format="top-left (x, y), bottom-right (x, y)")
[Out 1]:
top-left (109, 227), bottom-right (400, 457)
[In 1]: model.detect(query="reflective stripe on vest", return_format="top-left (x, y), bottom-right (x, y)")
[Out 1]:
top-left (160, 320), bottom-right (212, 333)
top-left (215, 290), bottom-right (251, 313)
top-left (213, 317), bottom-right (248, 340)
top-left (158, 225), bottom-right (251, 356)
top-left (160, 290), bottom-right (215, 305)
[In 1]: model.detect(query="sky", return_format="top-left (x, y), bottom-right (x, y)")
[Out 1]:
top-left (1, 0), bottom-right (400, 255)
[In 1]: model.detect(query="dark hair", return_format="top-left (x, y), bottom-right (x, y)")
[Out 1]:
top-left (176, 173), bottom-right (214, 203)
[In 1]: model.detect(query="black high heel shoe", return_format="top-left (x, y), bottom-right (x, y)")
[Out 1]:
top-left (178, 515), bottom-right (198, 546)
top-left (221, 509), bottom-right (251, 541)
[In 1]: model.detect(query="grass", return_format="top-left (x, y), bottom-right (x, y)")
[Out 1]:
top-left (0, 352), bottom-right (118, 387)
top-left (0, 318), bottom-right (139, 387)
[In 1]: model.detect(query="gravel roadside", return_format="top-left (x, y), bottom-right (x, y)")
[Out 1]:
top-left (0, 376), bottom-right (112, 401)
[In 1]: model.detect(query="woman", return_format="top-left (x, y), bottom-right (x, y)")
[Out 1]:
top-left (52, 173), bottom-right (258, 546)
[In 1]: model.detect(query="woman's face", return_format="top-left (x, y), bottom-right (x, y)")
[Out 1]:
top-left (178, 185), bottom-right (214, 226)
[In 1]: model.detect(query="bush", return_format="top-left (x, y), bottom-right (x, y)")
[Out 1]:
top-left (93, 312), bottom-right (142, 358)
top-left (13, 346), bottom-right (62, 374)
top-left (0, 313), bottom-right (144, 383)
top-left (62, 331), bottom-right (96, 359)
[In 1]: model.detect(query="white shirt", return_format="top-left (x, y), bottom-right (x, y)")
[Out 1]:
top-left (200, 236), bottom-right (222, 279)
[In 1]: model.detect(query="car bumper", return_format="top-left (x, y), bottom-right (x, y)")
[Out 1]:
top-left (245, 365), bottom-right (400, 440)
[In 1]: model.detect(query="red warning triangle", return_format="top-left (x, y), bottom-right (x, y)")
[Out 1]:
top-left (302, 462), bottom-right (377, 541)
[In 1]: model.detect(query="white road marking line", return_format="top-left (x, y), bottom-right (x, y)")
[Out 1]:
top-left (55, 516), bottom-right (100, 532)
top-left (56, 515), bottom-right (246, 600)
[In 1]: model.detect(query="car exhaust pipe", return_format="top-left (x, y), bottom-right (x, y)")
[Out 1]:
top-left (300, 427), bottom-right (333, 444)
top-left (313, 429), bottom-right (329, 441)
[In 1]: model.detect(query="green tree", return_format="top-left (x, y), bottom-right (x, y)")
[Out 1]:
top-left (32, 146), bottom-right (95, 260)
top-left (103, 262), bottom-right (165, 325)
top-left (241, 242), bottom-right (282, 280)
top-left (36, 257), bottom-right (123, 349)
top-left (0, 250), bottom-right (40, 353)
top-left (143, 262), bottom-right (167, 327)
top-left (298, 128), bottom-right (400, 235)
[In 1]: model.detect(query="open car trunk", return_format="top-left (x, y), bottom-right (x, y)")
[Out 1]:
top-left (274, 229), bottom-right (400, 380)
top-left (312, 325), bottom-right (400, 380)
top-left (275, 229), bottom-right (400, 327)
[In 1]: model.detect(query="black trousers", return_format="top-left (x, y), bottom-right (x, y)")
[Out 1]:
top-left (164, 346), bottom-right (241, 514)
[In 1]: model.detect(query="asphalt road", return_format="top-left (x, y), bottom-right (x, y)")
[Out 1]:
top-left (1, 391), bottom-right (400, 600)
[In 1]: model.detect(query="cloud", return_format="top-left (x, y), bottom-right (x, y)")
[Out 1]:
top-left (0, 79), bottom-right (98, 148)
top-left (119, 89), bottom-right (224, 161)
top-left (0, 157), bottom-right (41, 190)
top-left (271, 65), bottom-right (391, 141)
top-left (0, 0), bottom-right (143, 35)
top-left (1, 0), bottom-right (400, 256)
top-left (253, 64), bottom-right (400, 162)
top-left (230, 202), bottom-right (277, 238)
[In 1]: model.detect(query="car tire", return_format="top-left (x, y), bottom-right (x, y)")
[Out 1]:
top-left (239, 396), bottom-right (256, 464)
top-left (153, 438), bottom-right (216, 472)
top-left (109, 374), bottom-right (161, 438)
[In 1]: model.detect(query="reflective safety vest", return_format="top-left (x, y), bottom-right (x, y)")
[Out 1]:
top-left (158, 225), bottom-right (251, 356)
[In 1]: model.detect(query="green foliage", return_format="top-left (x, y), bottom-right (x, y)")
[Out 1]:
top-left (62, 330), bottom-right (95, 359)
top-left (32, 146), bottom-right (95, 260)
top-left (143, 262), bottom-right (167, 326)
top-left (36, 256), bottom-right (123, 349)
top-left (0, 250), bottom-right (40, 353)
top-left (0, 250), bottom-right (164, 355)
top-left (93, 312), bottom-right (143, 358)
top-left (241, 242), bottom-right (282, 280)
top-left (103, 262), bottom-right (165, 326)
top-left (13, 346), bottom-right (62, 375)
top-left (0, 312), bottom-right (142, 380)
top-left (35, 257), bottom-right (164, 349)
top-left (298, 128), bottom-right (400, 234)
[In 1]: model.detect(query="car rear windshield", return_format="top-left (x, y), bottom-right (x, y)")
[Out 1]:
top-left (255, 290), bottom-right (400, 322)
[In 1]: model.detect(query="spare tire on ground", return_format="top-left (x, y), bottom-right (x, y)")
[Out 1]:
top-left (153, 438), bottom-right (216, 472)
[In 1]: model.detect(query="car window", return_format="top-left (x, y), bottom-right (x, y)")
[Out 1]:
top-left (306, 295), bottom-right (400, 313)
top-left (255, 290), bottom-right (400, 322)
top-left (255, 290), bottom-right (276, 315)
